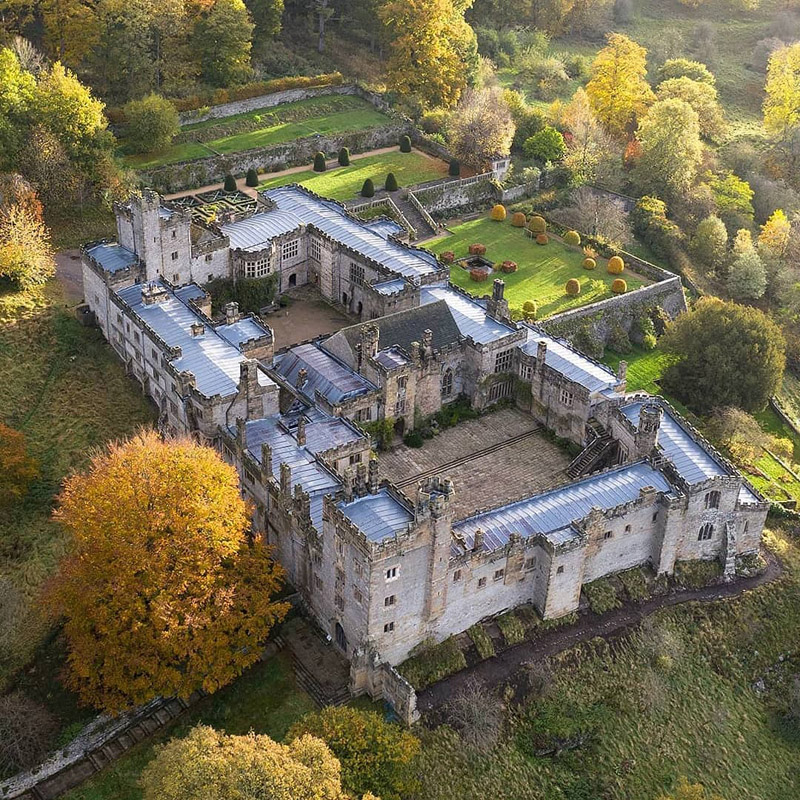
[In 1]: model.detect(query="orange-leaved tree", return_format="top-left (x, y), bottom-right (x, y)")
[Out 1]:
top-left (46, 430), bottom-right (289, 713)
top-left (0, 422), bottom-right (39, 510)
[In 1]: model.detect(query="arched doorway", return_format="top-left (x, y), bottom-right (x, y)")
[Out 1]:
top-left (342, 292), bottom-right (349, 307)
top-left (335, 622), bottom-right (348, 652)
top-left (357, 301), bottom-right (363, 317)
top-left (288, 273), bottom-right (297, 287)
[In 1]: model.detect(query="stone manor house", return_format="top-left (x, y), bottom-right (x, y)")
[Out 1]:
top-left (81, 186), bottom-right (768, 716)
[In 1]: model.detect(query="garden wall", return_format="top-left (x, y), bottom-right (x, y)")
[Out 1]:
top-left (412, 173), bottom-right (498, 216)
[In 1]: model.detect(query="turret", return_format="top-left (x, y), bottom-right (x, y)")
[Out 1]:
top-left (635, 402), bottom-right (662, 458)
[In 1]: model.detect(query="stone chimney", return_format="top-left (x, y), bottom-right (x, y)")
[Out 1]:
top-left (410, 341), bottom-right (421, 365)
top-left (225, 302), bottom-right (240, 325)
top-left (235, 417), bottom-right (247, 449)
top-left (296, 416), bottom-right (306, 446)
top-left (617, 360), bottom-right (628, 387)
top-left (296, 367), bottom-right (308, 390)
top-left (190, 322), bottom-right (205, 337)
top-left (141, 282), bottom-right (169, 306)
top-left (536, 340), bottom-right (547, 368)
top-left (356, 461), bottom-right (368, 495)
top-left (358, 324), bottom-right (379, 373)
top-left (280, 462), bottom-right (292, 496)
top-left (368, 457), bottom-right (379, 494)
top-left (486, 279), bottom-right (510, 322)
top-left (472, 528), bottom-right (485, 552)
top-left (343, 466), bottom-right (355, 502)
top-left (635, 402), bottom-right (663, 459)
top-left (260, 443), bottom-right (272, 476)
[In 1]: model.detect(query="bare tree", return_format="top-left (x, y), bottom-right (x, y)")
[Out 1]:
top-left (0, 692), bottom-right (57, 778)
top-left (552, 187), bottom-right (632, 248)
top-left (445, 678), bottom-right (503, 753)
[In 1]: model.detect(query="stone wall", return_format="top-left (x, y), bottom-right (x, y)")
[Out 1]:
top-left (412, 173), bottom-right (498, 216)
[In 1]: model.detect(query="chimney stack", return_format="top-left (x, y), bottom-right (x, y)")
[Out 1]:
top-left (296, 416), bottom-right (306, 446)
top-left (472, 529), bottom-right (485, 552)
top-left (225, 302), bottom-right (240, 325)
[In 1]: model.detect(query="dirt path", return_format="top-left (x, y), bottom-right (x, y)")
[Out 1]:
top-left (417, 551), bottom-right (783, 712)
top-left (55, 249), bottom-right (84, 305)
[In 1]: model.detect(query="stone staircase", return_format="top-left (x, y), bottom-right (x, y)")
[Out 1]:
top-left (395, 192), bottom-right (438, 240)
top-left (567, 419), bottom-right (615, 479)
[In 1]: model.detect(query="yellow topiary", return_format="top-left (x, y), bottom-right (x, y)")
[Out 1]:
top-left (564, 230), bottom-right (581, 246)
top-left (566, 278), bottom-right (581, 296)
top-left (528, 215), bottom-right (547, 234)
top-left (536, 233), bottom-right (549, 245)
top-left (607, 255), bottom-right (625, 274)
top-left (612, 278), bottom-right (627, 294)
top-left (583, 257), bottom-right (597, 270)
top-left (490, 204), bottom-right (507, 221)
top-left (511, 212), bottom-right (527, 228)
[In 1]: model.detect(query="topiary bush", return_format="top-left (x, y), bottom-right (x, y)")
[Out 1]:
top-left (440, 251), bottom-right (456, 264)
top-left (361, 178), bottom-right (375, 198)
top-left (313, 151), bottom-right (327, 172)
top-left (223, 173), bottom-right (237, 192)
top-left (470, 268), bottom-right (488, 282)
top-left (500, 260), bottom-right (518, 273)
top-left (528, 215), bottom-right (547, 234)
top-left (449, 159), bottom-right (461, 176)
top-left (245, 167), bottom-right (259, 187)
top-left (400, 134), bottom-right (412, 153)
top-left (338, 147), bottom-right (350, 166)
top-left (468, 243), bottom-right (487, 255)
top-left (564, 230), bottom-right (581, 246)
top-left (607, 255), bottom-right (625, 274)
top-left (583, 257), bottom-right (597, 270)
top-left (511, 212), bottom-right (527, 228)
top-left (612, 278), bottom-right (627, 294)
top-left (536, 233), bottom-right (549, 245)
top-left (566, 278), bottom-right (581, 295)
top-left (385, 172), bottom-right (399, 192)
top-left (522, 300), bottom-right (537, 319)
top-left (490, 204), bottom-right (507, 221)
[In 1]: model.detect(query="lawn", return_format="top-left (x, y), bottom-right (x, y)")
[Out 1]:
top-left (257, 150), bottom-right (449, 201)
top-left (426, 216), bottom-right (648, 318)
top-left (124, 95), bottom-right (392, 169)
top-left (601, 345), bottom-right (678, 395)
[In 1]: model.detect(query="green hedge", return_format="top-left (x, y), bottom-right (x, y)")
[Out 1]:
top-left (496, 611), bottom-right (526, 646)
top-left (583, 578), bottom-right (622, 615)
top-left (398, 637), bottom-right (467, 690)
top-left (467, 624), bottom-right (496, 659)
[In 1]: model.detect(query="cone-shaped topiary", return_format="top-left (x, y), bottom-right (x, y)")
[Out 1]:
top-left (511, 212), bottom-right (527, 228)
top-left (468, 243), bottom-right (487, 255)
top-left (583, 257), bottom-right (597, 270)
top-left (223, 173), bottom-right (237, 192)
top-left (400, 134), bottom-right (412, 153)
top-left (528, 215), bottom-right (547, 234)
top-left (612, 278), bottom-right (627, 293)
top-left (245, 168), bottom-right (259, 187)
top-left (385, 172), bottom-right (398, 192)
top-left (361, 178), bottom-right (375, 198)
top-left (490, 204), bottom-right (507, 221)
top-left (338, 147), bottom-right (350, 166)
top-left (566, 278), bottom-right (581, 295)
top-left (536, 233), bottom-right (549, 245)
top-left (449, 159), bottom-right (461, 177)
top-left (564, 230), bottom-right (581, 246)
top-left (313, 152), bottom-right (327, 172)
top-left (607, 255), bottom-right (625, 274)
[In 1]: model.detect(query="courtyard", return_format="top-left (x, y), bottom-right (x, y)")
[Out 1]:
top-left (426, 216), bottom-right (649, 319)
top-left (379, 407), bottom-right (571, 521)
top-left (265, 285), bottom-right (352, 351)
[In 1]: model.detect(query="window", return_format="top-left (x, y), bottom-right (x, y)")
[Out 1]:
top-left (386, 566), bottom-right (398, 580)
top-left (349, 453), bottom-right (362, 465)
top-left (494, 568), bottom-right (505, 582)
top-left (477, 577), bottom-right (487, 589)
top-left (743, 521), bottom-right (749, 535)
top-left (397, 376), bottom-right (408, 390)
top-left (282, 239), bottom-right (299, 261)
top-left (524, 557), bottom-right (536, 571)
top-left (117, 313), bottom-right (123, 324)
top-left (349, 262), bottom-right (365, 286)
top-left (205, 254), bottom-right (213, 262)
top-left (335, 537), bottom-right (344, 557)
top-left (354, 588), bottom-right (363, 604)
top-left (489, 380), bottom-right (512, 402)
top-left (705, 490), bottom-right (721, 509)
top-left (354, 408), bottom-right (372, 422)
top-left (172, 273), bottom-right (179, 283)
top-left (354, 562), bottom-right (363, 578)
top-left (384, 595), bottom-right (396, 607)
top-left (152, 348), bottom-right (158, 359)
top-left (652, 511), bottom-right (658, 522)
top-left (207, 274), bottom-right (213, 282)
top-left (310, 239), bottom-right (321, 261)
top-left (519, 363), bottom-right (532, 381)
top-left (556, 565), bottom-right (564, 574)
top-left (395, 397), bottom-right (406, 415)
top-left (698, 523), bottom-right (714, 541)
top-left (336, 567), bottom-right (345, 586)
top-left (171, 251), bottom-right (178, 261)
top-left (314, 574), bottom-right (323, 590)
top-left (133, 331), bottom-right (140, 343)
top-left (453, 569), bottom-right (462, 582)
top-left (171, 229), bottom-right (176, 239)
top-left (384, 622), bottom-right (394, 633)
top-left (603, 530), bottom-right (613, 540)
top-left (441, 368), bottom-right (453, 398)
top-left (625, 524), bottom-right (631, 533)
top-left (559, 388), bottom-right (574, 407)
top-left (494, 349), bottom-right (513, 373)
top-left (244, 256), bottom-right (270, 278)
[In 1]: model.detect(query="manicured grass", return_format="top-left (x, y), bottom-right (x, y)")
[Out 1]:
top-left (601, 346), bottom-right (677, 395)
top-left (64, 651), bottom-right (316, 800)
top-left (258, 150), bottom-right (449, 201)
top-left (124, 95), bottom-right (392, 169)
top-left (426, 216), bottom-right (648, 318)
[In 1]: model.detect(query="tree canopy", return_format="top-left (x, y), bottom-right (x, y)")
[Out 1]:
top-left (46, 430), bottom-right (289, 712)
top-left (448, 86), bottom-right (515, 169)
top-left (0, 422), bottom-right (39, 509)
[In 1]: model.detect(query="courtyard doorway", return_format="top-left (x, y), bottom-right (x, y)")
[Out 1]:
top-left (335, 622), bottom-right (348, 653)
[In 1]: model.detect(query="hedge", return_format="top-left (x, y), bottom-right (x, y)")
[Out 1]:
top-left (399, 637), bottom-right (467, 689)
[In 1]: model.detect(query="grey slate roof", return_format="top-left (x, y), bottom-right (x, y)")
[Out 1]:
top-left (85, 242), bottom-right (138, 273)
top-left (274, 343), bottom-right (377, 404)
top-left (522, 327), bottom-right (620, 394)
top-left (374, 347), bottom-right (409, 370)
top-left (338, 489), bottom-right (414, 543)
top-left (303, 418), bottom-right (364, 454)
top-left (453, 462), bottom-right (673, 551)
top-left (265, 186), bottom-right (439, 281)
top-left (217, 318), bottom-right (270, 348)
top-left (420, 285), bottom-right (516, 344)
top-left (372, 279), bottom-right (407, 296)
top-left (364, 219), bottom-right (405, 239)
top-left (221, 210), bottom-right (303, 251)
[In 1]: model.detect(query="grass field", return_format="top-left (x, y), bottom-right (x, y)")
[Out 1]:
top-left (601, 346), bottom-right (677, 395)
top-left (257, 150), bottom-right (449, 201)
top-left (124, 95), bottom-right (392, 169)
top-left (426, 217), bottom-right (648, 318)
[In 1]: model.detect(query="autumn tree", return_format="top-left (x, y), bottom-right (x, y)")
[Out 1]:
top-left (122, 93), bottom-right (179, 154)
top-left (40, 0), bottom-right (101, 67)
top-left (657, 777), bottom-right (726, 800)
top-left (448, 87), bottom-right (514, 170)
top-left (245, 0), bottom-right (284, 42)
top-left (656, 58), bottom-right (716, 86)
top-left (193, 0), bottom-right (255, 88)
top-left (46, 431), bottom-right (289, 713)
top-left (0, 422), bottom-right (39, 509)
top-left (287, 706), bottom-right (421, 800)
top-left (657, 76), bottom-right (725, 140)
top-left (559, 87), bottom-right (615, 184)
top-left (689, 215), bottom-right (728, 273)
top-left (759, 208), bottom-right (792, 264)
top-left (0, 48), bottom-right (36, 168)
top-left (707, 170), bottom-right (754, 230)
top-left (661, 297), bottom-right (785, 413)
top-left (586, 33), bottom-right (655, 138)
top-left (379, 0), bottom-right (477, 109)
top-left (764, 43), bottom-right (800, 180)
top-left (141, 726), bottom-right (380, 800)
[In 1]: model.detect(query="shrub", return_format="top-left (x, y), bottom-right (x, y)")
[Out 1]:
top-left (528, 215), bottom-right (547, 233)
top-left (583, 257), bottom-right (597, 270)
top-left (607, 255), bottom-right (625, 274)
top-left (446, 679), bottom-right (503, 754)
top-left (618, 568), bottom-right (649, 601)
top-left (612, 278), bottom-right (627, 294)
top-left (566, 278), bottom-right (581, 296)
top-left (403, 431), bottom-right (424, 447)
top-left (245, 167), bottom-right (259, 187)
top-left (522, 300), bottom-right (537, 319)
top-left (313, 151), bottom-right (327, 172)
top-left (400, 134), bottom-right (412, 153)
top-left (564, 230), bottom-right (581, 246)
top-left (385, 172), bottom-right (399, 192)
top-left (122, 93), bottom-right (179, 155)
top-left (399, 637), bottom-right (467, 689)
top-left (361, 178), bottom-right (375, 198)
top-left (583, 578), bottom-right (622, 615)
top-left (496, 612), bottom-right (526, 646)
top-left (223, 173), bottom-right (237, 192)
top-left (511, 211), bottom-right (527, 227)
top-left (491, 204), bottom-right (507, 221)
top-left (523, 126), bottom-right (567, 162)
top-left (449, 159), bottom-right (461, 176)
top-left (468, 243), bottom-right (487, 255)
top-left (440, 251), bottom-right (456, 264)
top-left (500, 260), bottom-right (518, 273)
top-left (0, 692), bottom-right (58, 778)
top-left (673, 559), bottom-right (722, 589)
top-left (470, 268), bottom-right (488, 282)
top-left (535, 233), bottom-right (549, 245)
top-left (338, 147), bottom-right (350, 166)
top-left (0, 424), bottom-right (39, 509)
top-left (206, 275), bottom-right (278, 315)
top-left (467, 624), bottom-right (496, 659)
top-left (608, 322), bottom-right (632, 353)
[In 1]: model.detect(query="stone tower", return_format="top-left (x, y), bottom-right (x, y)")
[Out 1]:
top-left (635, 402), bottom-right (663, 459)
top-left (486, 279), bottom-right (510, 322)
top-left (416, 477), bottom-right (455, 624)
top-left (130, 190), bottom-right (164, 281)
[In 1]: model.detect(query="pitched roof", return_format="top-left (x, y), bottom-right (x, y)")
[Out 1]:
top-left (420, 284), bottom-right (517, 344)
